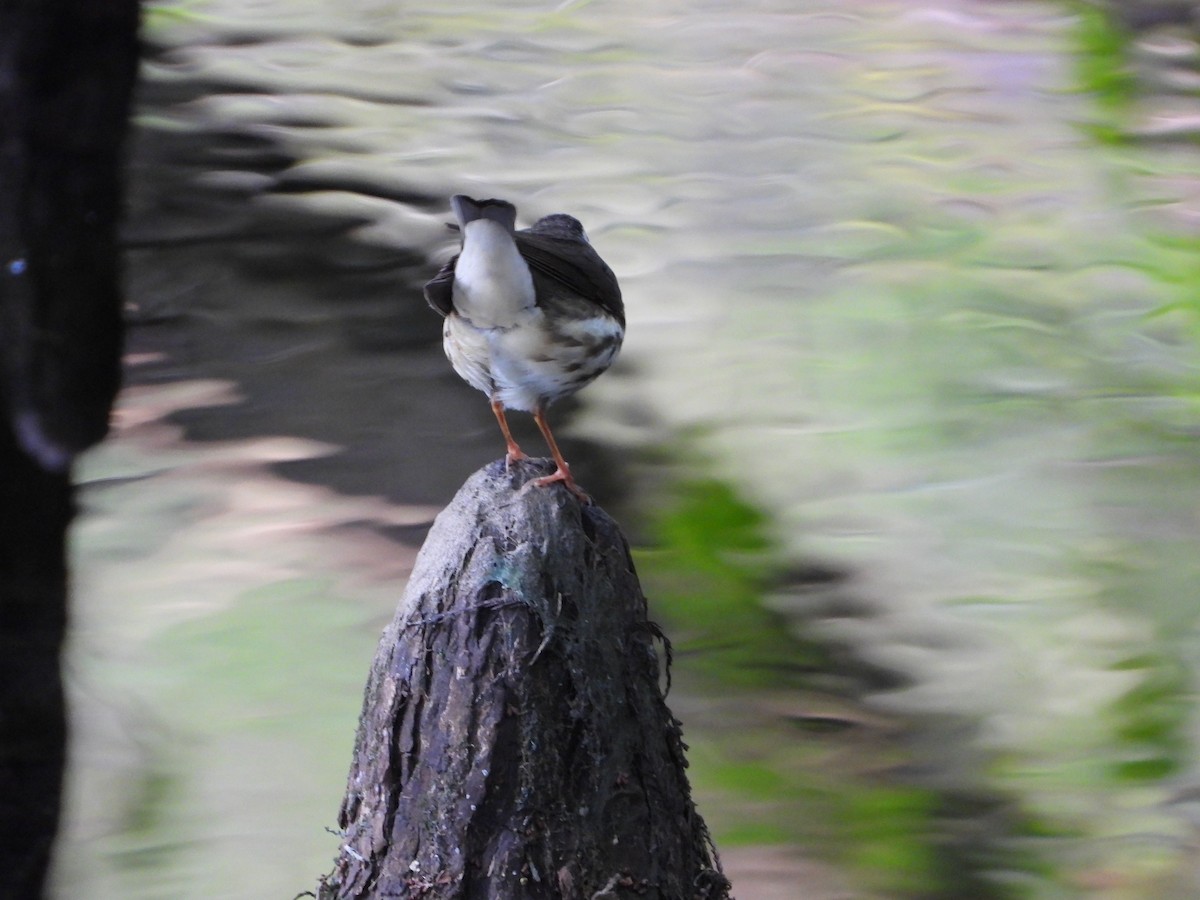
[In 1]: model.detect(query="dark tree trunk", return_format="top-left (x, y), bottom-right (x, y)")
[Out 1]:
top-left (0, 1), bottom-right (139, 896)
top-left (320, 460), bottom-right (732, 900)
top-left (0, 435), bottom-right (71, 898)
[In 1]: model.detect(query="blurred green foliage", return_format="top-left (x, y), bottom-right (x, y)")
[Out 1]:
top-left (636, 477), bottom-right (812, 687)
top-left (1069, 4), bottom-right (1200, 338)
top-left (841, 785), bottom-right (941, 894)
top-left (142, 0), bottom-right (213, 32)
top-left (635, 473), bottom-right (1033, 897)
top-left (1108, 652), bottom-right (1190, 783)
top-left (1071, 2), bottom-right (1136, 143)
top-left (1146, 234), bottom-right (1200, 339)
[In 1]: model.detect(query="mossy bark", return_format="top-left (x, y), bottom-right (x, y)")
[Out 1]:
top-left (320, 459), bottom-right (731, 900)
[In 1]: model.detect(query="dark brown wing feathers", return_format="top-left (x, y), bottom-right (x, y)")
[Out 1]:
top-left (514, 232), bottom-right (624, 326)
top-left (423, 254), bottom-right (458, 317)
top-left (423, 220), bottom-right (624, 327)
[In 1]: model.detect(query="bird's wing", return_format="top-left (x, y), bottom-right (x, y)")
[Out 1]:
top-left (423, 254), bottom-right (458, 317)
top-left (513, 232), bottom-right (624, 326)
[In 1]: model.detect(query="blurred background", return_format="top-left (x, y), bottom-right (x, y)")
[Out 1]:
top-left (52, 0), bottom-right (1200, 897)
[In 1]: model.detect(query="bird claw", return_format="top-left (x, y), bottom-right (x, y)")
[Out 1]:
top-left (530, 466), bottom-right (591, 504)
top-left (504, 448), bottom-right (529, 471)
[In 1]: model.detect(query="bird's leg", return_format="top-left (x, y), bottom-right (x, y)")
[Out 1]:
top-left (530, 405), bottom-right (590, 503)
top-left (490, 396), bottom-right (527, 468)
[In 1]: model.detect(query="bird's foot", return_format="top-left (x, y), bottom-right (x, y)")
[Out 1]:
top-left (504, 445), bottom-right (529, 470)
top-left (529, 464), bottom-right (591, 504)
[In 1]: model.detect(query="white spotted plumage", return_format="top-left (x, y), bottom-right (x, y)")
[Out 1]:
top-left (444, 306), bottom-right (622, 413)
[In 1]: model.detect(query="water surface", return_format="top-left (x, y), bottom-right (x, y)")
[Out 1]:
top-left (56, 1), bottom-right (1200, 897)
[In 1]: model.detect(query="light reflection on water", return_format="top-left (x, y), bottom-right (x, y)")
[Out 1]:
top-left (56, 0), bottom-right (1200, 896)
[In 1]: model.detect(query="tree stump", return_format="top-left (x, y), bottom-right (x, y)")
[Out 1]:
top-left (320, 459), bottom-right (731, 900)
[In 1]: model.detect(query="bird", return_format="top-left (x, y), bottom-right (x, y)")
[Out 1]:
top-left (424, 195), bottom-right (624, 502)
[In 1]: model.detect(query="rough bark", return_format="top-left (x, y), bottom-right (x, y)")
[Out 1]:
top-left (0, 2), bottom-right (139, 896)
top-left (320, 459), bottom-right (731, 900)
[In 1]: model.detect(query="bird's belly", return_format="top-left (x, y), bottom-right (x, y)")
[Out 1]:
top-left (443, 315), bottom-right (494, 397)
top-left (444, 309), bottom-right (623, 412)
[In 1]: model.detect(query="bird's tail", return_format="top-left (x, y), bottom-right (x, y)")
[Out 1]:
top-left (450, 195), bottom-right (517, 233)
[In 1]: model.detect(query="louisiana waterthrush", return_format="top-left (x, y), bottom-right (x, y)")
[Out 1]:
top-left (424, 195), bottom-right (624, 501)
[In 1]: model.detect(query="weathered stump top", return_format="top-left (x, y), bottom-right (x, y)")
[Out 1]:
top-left (321, 458), bottom-right (730, 900)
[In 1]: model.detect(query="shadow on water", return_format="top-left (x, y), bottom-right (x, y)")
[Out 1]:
top-left (57, 1), bottom-right (1200, 898)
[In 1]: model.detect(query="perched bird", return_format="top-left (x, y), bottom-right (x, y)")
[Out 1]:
top-left (424, 195), bottom-right (624, 501)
